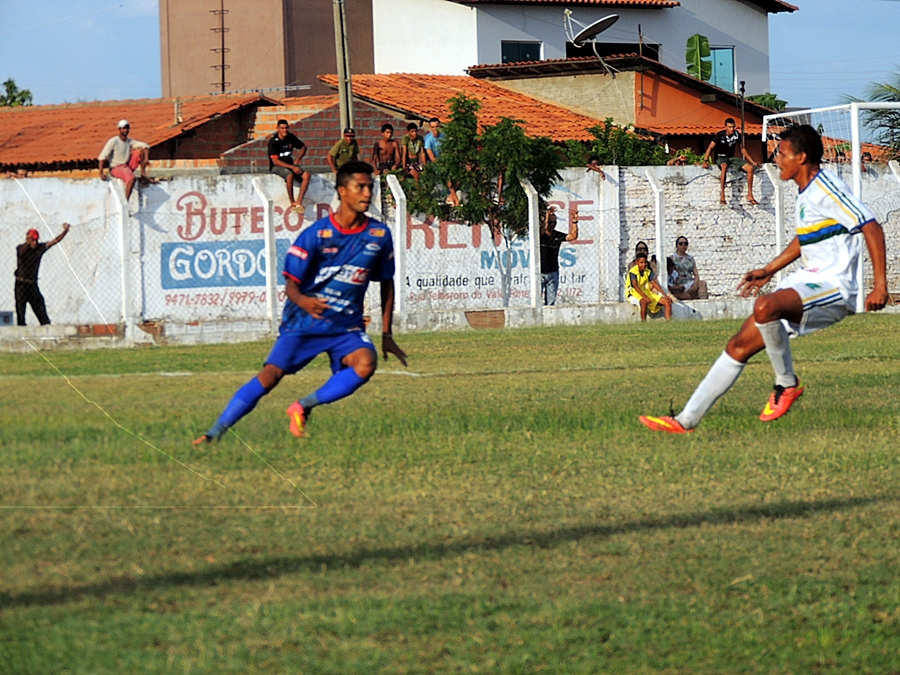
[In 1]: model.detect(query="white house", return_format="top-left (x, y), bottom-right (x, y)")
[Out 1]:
top-left (372, 0), bottom-right (796, 96)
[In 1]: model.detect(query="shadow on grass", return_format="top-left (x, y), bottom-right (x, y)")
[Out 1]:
top-left (1, 493), bottom-right (889, 609)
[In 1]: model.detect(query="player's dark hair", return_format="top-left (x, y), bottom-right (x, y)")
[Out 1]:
top-left (429, 117), bottom-right (440, 124)
top-left (588, 155), bottom-right (600, 164)
top-left (724, 118), bottom-right (735, 125)
top-left (381, 123), bottom-right (394, 132)
top-left (635, 252), bottom-right (648, 261)
top-left (406, 122), bottom-right (418, 131)
top-left (336, 160), bottom-right (374, 189)
top-left (780, 124), bottom-right (824, 165)
top-left (277, 119), bottom-right (289, 126)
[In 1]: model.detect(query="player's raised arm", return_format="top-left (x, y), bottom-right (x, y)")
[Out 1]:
top-left (380, 279), bottom-right (407, 366)
top-left (861, 220), bottom-right (889, 312)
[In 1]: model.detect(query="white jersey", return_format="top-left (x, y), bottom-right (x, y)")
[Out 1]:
top-left (794, 168), bottom-right (875, 306)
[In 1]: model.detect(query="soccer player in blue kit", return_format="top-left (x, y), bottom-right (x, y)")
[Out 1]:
top-left (193, 161), bottom-right (407, 443)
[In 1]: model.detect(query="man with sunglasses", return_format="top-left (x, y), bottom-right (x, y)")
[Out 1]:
top-left (641, 125), bottom-right (888, 433)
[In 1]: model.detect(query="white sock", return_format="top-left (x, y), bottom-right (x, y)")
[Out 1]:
top-left (676, 351), bottom-right (745, 429)
top-left (755, 320), bottom-right (797, 388)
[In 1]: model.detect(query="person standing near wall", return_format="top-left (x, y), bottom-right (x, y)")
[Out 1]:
top-left (540, 206), bottom-right (578, 306)
top-left (14, 224), bottom-right (70, 326)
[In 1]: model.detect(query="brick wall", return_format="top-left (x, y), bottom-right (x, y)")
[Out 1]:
top-left (220, 100), bottom-right (408, 173)
top-left (151, 108), bottom-right (257, 161)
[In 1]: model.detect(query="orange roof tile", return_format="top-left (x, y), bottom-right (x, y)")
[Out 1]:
top-left (645, 123), bottom-right (764, 136)
top-left (0, 93), bottom-right (277, 168)
top-left (318, 74), bottom-right (600, 141)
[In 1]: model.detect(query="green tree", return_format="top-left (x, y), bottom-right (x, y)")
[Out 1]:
top-left (845, 69), bottom-right (900, 160)
top-left (406, 93), bottom-right (563, 238)
top-left (747, 93), bottom-right (787, 112)
top-left (585, 119), bottom-right (669, 166)
top-left (685, 34), bottom-right (712, 82)
top-left (0, 78), bottom-right (33, 107)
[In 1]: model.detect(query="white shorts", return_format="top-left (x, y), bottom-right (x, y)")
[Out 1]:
top-left (776, 269), bottom-right (853, 337)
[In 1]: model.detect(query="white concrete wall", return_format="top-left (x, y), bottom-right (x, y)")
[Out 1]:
top-left (372, 0), bottom-right (478, 74)
top-left (3, 161), bottom-right (898, 348)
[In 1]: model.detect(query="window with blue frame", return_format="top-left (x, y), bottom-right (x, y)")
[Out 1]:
top-left (710, 47), bottom-right (735, 92)
top-left (501, 41), bottom-right (542, 64)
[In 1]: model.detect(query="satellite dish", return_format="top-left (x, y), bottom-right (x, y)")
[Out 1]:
top-left (572, 14), bottom-right (619, 47)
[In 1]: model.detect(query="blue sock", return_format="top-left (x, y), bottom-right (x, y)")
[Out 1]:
top-left (207, 377), bottom-right (268, 439)
top-left (302, 368), bottom-right (369, 410)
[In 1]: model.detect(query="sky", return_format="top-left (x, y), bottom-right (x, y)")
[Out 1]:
top-left (0, 0), bottom-right (898, 109)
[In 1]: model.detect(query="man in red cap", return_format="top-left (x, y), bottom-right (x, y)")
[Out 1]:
top-left (15, 223), bottom-right (70, 326)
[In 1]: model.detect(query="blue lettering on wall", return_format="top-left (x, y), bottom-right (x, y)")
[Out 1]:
top-left (161, 239), bottom-right (291, 289)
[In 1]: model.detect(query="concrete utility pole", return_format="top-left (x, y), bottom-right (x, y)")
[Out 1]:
top-left (333, 0), bottom-right (354, 130)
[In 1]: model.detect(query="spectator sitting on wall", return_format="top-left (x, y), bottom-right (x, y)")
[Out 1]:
top-left (669, 236), bottom-right (707, 300)
top-left (401, 122), bottom-right (426, 180)
top-left (540, 206), bottom-right (579, 306)
top-left (327, 128), bottom-right (360, 173)
top-left (701, 117), bottom-right (760, 206)
top-left (268, 119), bottom-right (311, 213)
top-left (372, 123), bottom-right (401, 176)
top-left (14, 224), bottom-right (70, 326)
top-left (98, 119), bottom-right (155, 200)
top-left (585, 155), bottom-right (606, 180)
top-left (625, 252), bottom-right (674, 321)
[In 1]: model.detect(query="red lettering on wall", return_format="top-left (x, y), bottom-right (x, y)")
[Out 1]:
top-left (439, 220), bottom-right (466, 249)
top-left (209, 207), bottom-right (227, 235)
top-left (230, 207), bottom-right (248, 234)
top-left (471, 223), bottom-right (502, 248)
top-left (408, 215), bottom-right (435, 249)
top-left (569, 199), bottom-right (595, 244)
top-left (250, 206), bottom-right (264, 233)
top-left (283, 208), bottom-right (303, 232)
top-left (176, 191), bottom-right (207, 241)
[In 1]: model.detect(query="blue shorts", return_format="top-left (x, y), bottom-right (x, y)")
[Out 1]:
top-left (265, 331), bottom-right (375, 375)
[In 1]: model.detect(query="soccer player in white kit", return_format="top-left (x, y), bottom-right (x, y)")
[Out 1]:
top-left (641, 124), bottom-right (889, 433)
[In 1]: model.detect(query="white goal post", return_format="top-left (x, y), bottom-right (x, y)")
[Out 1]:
top-left (763, 102), bottom-right (900, 312)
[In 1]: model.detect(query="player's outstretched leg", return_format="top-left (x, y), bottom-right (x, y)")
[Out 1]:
top-left (640, 314), bottom-right (765, 432)
top-left (193, 376), bottom-right (271, 445)
top-left (286, 345), bottom-right (375, 438)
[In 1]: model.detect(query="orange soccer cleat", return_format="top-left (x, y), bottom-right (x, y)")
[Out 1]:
top-left (759, 382), bottom-right (804, 422)
top-left (638, 415), bottom-right (694, 434)
top-left (286, 401), bottom-right (310, 438)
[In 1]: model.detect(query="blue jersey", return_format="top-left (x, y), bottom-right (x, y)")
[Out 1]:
top-left (281, 214), bottom-right (395, 336)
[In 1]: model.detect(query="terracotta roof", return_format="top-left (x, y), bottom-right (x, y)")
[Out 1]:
top-left (645, 123), bottom-right (764, 136)
top-left (469, 54), bottom-right (777, 118)
top-left (0, 93), bottom-right (277, 169)
top-left (318, 73), bottom-right (600, 141)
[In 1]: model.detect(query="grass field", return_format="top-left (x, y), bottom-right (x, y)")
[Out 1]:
top-left (2, 316), bottom-right (900, 674)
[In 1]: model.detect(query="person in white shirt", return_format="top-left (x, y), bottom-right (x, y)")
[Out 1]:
top-left (98, 119), bottom-right (154, 200)
top-left (641, 124), bottom-right (889, 433)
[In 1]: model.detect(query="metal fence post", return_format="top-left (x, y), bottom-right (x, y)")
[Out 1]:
top-left (251, 177), bottom-right (279, 335)
top-left (522, 178), bottom-right (540, 312)
top-left (385, 174), bottom-right (407, 331)
top-left (108, 181), bottom-right (135, 343)
top-left (644, 168), bottom-right (668, 292)
top-left (763, 164), bottom-right (786, 283)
